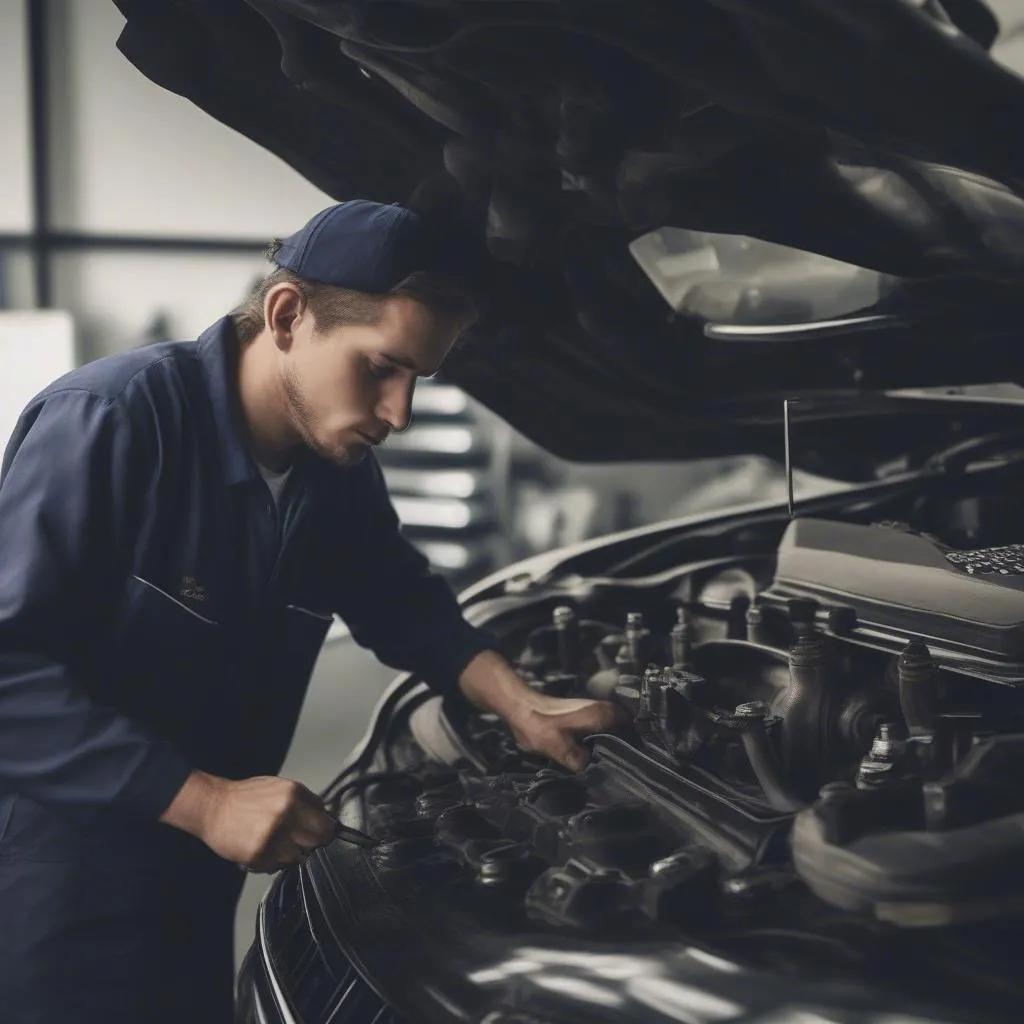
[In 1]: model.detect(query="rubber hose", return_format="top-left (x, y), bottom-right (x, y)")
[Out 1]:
top-left (741, 724), bottom-right (807, 814)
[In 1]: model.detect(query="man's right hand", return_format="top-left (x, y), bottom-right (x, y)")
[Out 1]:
top-left (159, 770), bottom-right (338, 873)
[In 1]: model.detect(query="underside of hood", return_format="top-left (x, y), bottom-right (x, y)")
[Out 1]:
top-left (113, 0), bottom-right (1024, 471)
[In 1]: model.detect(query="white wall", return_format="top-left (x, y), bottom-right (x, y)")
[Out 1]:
top-left (50, 0), bottom-right (333, 239)
top-left (0, 1), bottom-right (33, 309)
top-left (0, 2), bottom-right (31, 235)
top-left (991, 0), bottom-right (1024, 71)
top-left (46, 0), bottom-right (334, 360)
top-left (990, 0), bottom-right (1024, 29)
top-left (0, 311), bottom-right (75, 465)
top-left (52, 250), bottom-right (271, 359)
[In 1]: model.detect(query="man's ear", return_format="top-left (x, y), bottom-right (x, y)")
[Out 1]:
top-left (264, 283), bottom-right (307, 352)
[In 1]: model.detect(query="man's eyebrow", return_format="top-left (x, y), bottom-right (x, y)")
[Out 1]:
top-left (382, 352), bottom-right (438, 378)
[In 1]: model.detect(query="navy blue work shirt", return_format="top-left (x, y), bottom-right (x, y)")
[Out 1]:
top-left (0, 317), bottom-right (495, 823)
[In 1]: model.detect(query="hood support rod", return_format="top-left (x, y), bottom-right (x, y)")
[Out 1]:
top-left (784, 398), bottom-right (796, 519)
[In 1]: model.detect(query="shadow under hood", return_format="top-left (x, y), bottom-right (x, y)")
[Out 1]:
top-left (111, 0), bottom-right (1024, 471)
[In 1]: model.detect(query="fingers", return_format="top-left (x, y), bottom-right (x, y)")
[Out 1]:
top-left (552, 700), bottom-right (630, 741)
top-left (539, 697), bottom-right (630, 733)
top-left (292, 809), bottom-right (338, 849)
top-left (558, 741), bottom-right (590, 773)
top-left (544, 727), bottom-right (591, 773)
top-left (592, 700), bottom-right (632, 732)
top-left (252, 789), bottom-right (336, 871)
top-left (530, 698), bottom-right (632, 773)
top-left (292, 821), bottom-right (336, 854)
top-left (289, 785), bottom-right (339, 848)
top-left (249, 838), bottom-right (307, 874)
top-left (203, 775), bottom-right (345, 871)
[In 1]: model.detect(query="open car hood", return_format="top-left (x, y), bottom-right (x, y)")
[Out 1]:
top-left (113, 0), bottom-right (1024, 472)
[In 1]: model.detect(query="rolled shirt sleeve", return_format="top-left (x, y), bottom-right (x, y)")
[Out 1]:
top-left (0, 390), bottom-right (194, 819)
top-left (332, 454), bottom-right (497, 693)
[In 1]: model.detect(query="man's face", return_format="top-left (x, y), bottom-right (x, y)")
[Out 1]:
top-left (279, 294), bottom-right (460, 467)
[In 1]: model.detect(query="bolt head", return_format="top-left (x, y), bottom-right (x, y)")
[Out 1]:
top-left (734, 700), bottom-right (769, 720)
top-left (553, 605), bottom-right (575, 626)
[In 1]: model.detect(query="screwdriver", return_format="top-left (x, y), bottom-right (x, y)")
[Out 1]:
top-left (239, 815), bottom-right (377, 873)
top-left (330, 815), bottom-right (377, 849)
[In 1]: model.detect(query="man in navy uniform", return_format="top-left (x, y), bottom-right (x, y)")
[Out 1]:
top-left (0, 201), bottom-right (623, 1023)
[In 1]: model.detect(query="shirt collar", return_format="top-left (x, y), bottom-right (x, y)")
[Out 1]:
top-left (196, 316), bottom-right (257, 487)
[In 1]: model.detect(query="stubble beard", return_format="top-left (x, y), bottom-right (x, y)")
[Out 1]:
top-left (281, 363), bottom-right (365, 468)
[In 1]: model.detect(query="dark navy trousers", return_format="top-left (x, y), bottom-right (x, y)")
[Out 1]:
top-left (0, 796), bottom-right (245, 1024)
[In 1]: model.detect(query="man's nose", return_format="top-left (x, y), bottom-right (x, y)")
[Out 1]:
top-left (377, 379), bottom-right (413, 433)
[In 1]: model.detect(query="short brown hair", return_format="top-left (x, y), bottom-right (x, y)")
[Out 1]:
top-left (231, 240), bottom-right (478, 345)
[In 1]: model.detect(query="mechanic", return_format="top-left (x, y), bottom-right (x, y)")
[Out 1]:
top-left (0, 200), bottom-right (625, 1024)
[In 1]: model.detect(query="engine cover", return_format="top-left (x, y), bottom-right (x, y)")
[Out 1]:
top-left (772, 518), bottom-right (1024, 667)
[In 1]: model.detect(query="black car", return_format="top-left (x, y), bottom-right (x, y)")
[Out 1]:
top-left (114, 2), bottom-right (1024, 1020)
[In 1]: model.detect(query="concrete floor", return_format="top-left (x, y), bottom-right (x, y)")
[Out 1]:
top-left (233, 632), bottom-right (397, 969)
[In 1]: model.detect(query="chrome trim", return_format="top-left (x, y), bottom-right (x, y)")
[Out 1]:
top-left (703, 313), bottom-right (897, 341)
top-left (258, 890), bottom-right (299, 1024)
top-left (130, 575), bottom-right (218, 625)
top-left (886, 382), bottom-right (1024, 405)
top-left (784, 398), bottom-right (796, 519)
top-left (252, 981), bottom-right (271, 1024)
top-left (285, 603), bottom-right (333, 622)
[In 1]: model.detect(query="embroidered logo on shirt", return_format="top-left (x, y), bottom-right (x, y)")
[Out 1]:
top-left (180, 576), bottom-right (209, 602)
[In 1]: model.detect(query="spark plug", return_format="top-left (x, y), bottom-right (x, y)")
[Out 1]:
top-left (552, 605), bottom-right (579, 676)
top-left (898, 640), bottom-right (937, 738)
top-left (670, 607), bottom-right (692, 669)
top-left (745, 605), bottom-right (768, 646)
top-left (615, 611), bottom-right (649, 676)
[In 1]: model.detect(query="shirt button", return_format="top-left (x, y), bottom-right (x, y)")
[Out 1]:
top-left (265, 503), bottom-right (273, 516)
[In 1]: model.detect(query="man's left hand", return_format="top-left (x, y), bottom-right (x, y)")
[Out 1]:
top-left (507, 693), bottom-right (630, 773)
top-left (458, 649), bottom-right (631, 773)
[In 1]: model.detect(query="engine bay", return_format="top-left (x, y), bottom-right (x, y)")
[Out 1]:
top-left (326, 482), bottom-right (1024, 1019)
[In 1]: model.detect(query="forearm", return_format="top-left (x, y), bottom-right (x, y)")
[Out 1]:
top-left (158, 769), bottom-right (338, 871)
top-left (457, 649), bottom-right (542, 725)
top-left (158, 768), bottom-right (220, 837)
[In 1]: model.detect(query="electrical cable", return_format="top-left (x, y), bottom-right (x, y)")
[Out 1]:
top-left (320, 675), bottom-right (427, 802)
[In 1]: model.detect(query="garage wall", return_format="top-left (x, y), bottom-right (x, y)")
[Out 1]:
top-left (0, 3), bottom-right (32, 236)
top-left (0, 3), bottom-right (34, 309)
top-left (49, 0), bottom-right (332, 239)
top-left (51, 249), bottom-right (272, 358)
top-left (44, 0), bottom-right (334, 359)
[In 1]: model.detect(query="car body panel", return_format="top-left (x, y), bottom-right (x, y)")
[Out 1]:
top-left (112, 0), bottom-right (1024, 466)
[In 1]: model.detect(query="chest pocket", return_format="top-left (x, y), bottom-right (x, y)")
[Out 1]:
top-left (112, 575), bottom-right (223, 718)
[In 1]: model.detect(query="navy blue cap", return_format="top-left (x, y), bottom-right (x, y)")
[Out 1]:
top-left (273, 200), bottom-right (467, 293)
